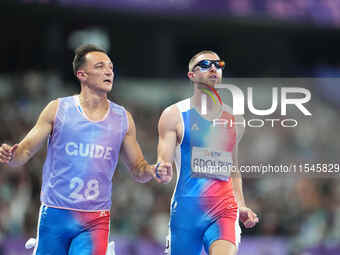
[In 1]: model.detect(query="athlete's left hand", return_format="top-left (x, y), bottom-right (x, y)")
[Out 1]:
top-left (239, 206), bottom-right (259, 228)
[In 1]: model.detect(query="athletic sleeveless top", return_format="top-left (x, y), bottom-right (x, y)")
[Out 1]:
top-left (172, 98), bottom-right (238, 200)
top-left (41, 96), bottom-right (128, 211)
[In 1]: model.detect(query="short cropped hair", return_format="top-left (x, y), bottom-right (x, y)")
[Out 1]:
top-left (72, 44), bottom-right (107, 76)
top-left (188, 50), bottom-right (219, 71)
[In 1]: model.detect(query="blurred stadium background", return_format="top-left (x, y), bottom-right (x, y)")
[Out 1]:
top-left (1, 0), bottom-right (340, 254)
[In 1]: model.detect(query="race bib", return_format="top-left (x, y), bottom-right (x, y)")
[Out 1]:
top-left (191, 147), bottom-right (233, 181)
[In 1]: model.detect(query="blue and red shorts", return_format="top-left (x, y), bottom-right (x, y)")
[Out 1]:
top-left (33, 205), bottom-right (110, 255)
top-left (166, 196), bottom-right (241, 255)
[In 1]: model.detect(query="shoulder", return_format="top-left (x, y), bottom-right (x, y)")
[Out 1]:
top-left (162, 98), bottom-right (190, 118)
top-left (158, 103), bottom-right (182, 133)
top-left (122, 110), bottom-right (135, 136)
top-left (124, 110), bottom-right (133, 122)
top-left (45, 99), bottom-right (59, 113)
top-left (37, 99), bottom-right (60, 125)
top-left (108, 100), bottom-right (127, 114)
top-left (57, 96), bottom-right (74, 104)
top-left (54, 96), bottom-right (76, 111)
top-left (175, 98), bottom-right (191, 113)
top-left (160, 100), bottom-right (185, 124)
top-left (161, 104), bottom-right (179, 119)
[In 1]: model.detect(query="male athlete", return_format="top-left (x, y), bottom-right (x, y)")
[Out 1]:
top-left (0, 44), bottom-right (168, 255)
top-left (156, 50), bottom-right (259, 255)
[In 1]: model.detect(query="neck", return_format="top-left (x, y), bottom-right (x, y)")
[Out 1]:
top-left (79, 86), bottom-right (108, 110)
top-left (192, 83), bottom-right (222, 116)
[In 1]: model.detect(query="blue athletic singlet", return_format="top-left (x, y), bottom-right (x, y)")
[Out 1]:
top-left (166, 98), bottom-right (242, 255)
top-left (34, 96), bottom-right (128, 255)
top-left (41, 96), bottom-right (128, 211)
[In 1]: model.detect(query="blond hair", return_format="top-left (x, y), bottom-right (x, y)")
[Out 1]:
top-left (188, 50), bottom-right (219, 71)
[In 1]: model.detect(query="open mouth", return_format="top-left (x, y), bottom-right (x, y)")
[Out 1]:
top-left (104, 79), bottom-right (112, 84)
top-left (209, 75), bottom-right (218, 79)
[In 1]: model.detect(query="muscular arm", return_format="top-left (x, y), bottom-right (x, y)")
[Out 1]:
top-left (120, 111), bottom-right (155, 183)
top-left (156, 105), bottom-right (180, 183)
top-left (8, 100), bottom-right (57, 167)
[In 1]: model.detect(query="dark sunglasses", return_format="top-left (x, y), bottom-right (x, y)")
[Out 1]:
top-left (192, 59), bottom-right (225, 71)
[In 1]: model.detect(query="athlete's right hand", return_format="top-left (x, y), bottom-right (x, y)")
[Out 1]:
top-left (154, 162), bottom-right (173, 184)
top-left (0, 144), bottom-right (18, 164)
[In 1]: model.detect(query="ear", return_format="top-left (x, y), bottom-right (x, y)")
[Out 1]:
top-left (76, 70), bottom-right (87, 81)
top-left (187, 71), bottom-right (195, 80)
